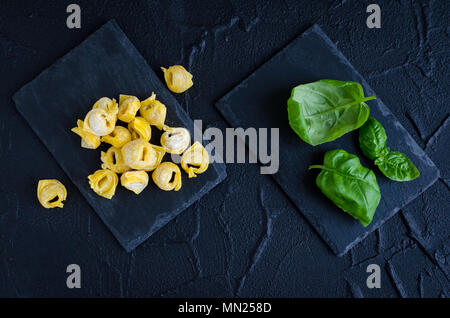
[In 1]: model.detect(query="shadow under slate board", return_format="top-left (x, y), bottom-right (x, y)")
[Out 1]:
top-left (216, 25), bottom-right (439, 256)
top-left (14, 20), bottom-right (226, 252)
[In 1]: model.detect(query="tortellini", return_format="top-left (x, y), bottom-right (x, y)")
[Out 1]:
top-left (120, 171), bottom-right (149, 194)
top-left (101, 146), bottom-right (130, 173)
top-left (71, 119), bottom-right (101, 149)
top-left (152, 162), bottom-right (182, 191)
top-left (128, 117), bottom-right (151, 141)
top-left (121, 139), bottom-right (165, 171)
top-left (101, 126), bottom-right (132, 148)
top-left (161, 65), bottom-right (193, 93)
top-left (88, 169), bottom-right (118, 199)
top-left (140, 93), bottom-right (167, 130)
top-left (37, 179), bottom-right (67, 209)
top-left (92, 97), bottom-right (118, 116)
top-left (160, 127), bottom-right (191, 154)
top-left (181, 142), bottom-right (209, 178)
top-left (83, 108), bottom-right (116, 136)
top-left (118, 94), bottom-right (141, 123)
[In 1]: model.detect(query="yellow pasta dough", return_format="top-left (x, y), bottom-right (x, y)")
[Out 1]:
top-left (83, 108), bottom-right (116, 136)
top-left (161, 65), bottom-right (193, 93)
top-left (101, 126), bottom-right (132, 148)
top-left (152, 162), bottom-right (182, 191)
top-left (92, 97), bottom-right (118, 116)
top-left (180, 142), bottom-right (209, 178)
top-left (88, 169), bottom-right (118, 199)
top-left (140, 93), bottom-right (167, 130)
top-left (120, 171), bottom-right (149, 194)
top-left (101, 146), bottom-right (131, 173)
top-left (121, 139), bottom-right (165, 171)
top-left (128, 116), bottom-right (152, 141)
top-left (160, 127), bottom-right (191, 154)
top-left (71, 119), bottom-right (101, 149)
top-left (118, 94), bottom-right (141, 123)
top-left (37, 179), bottom-right (67, 208)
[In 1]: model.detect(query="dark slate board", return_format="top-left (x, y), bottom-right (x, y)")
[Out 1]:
top-left (216, 25), bottom-right (439, 256)
top-left (13, 20), bottom-right (226, 252)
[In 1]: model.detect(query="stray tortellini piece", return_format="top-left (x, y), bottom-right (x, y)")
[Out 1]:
top-left (71, 119), bottom-right (101, 149)
top-left (118, 94), bottom-right (141, 123)
top-left (140, 93), bottom-right (167, 130)
top-left (160, 127), bottom-right (191, 154)
top-left (83, 108), bottom-right (116, 136)
top-left (88, 169), bottom-right (118, 199)
top-left (161, 65), bottom-right (193, 93)
top-left (128, 116), bottom-right (152, 141)
top-left (37, 179), bottom-right (67, 209)
top-left (101, 146), bottom-right (131, 173)
top-left (92, 97), bottom-right (118, 116)
top-left (101, 126), bottom-right (132, 148)
top-left (120, 171), bottom-right (149, 194)
top-left (121, 139), bottom-right (165, 171)
top-left (181, 142), bottom-right (209, 178)
top-left (152, 162), bottom-right (182, 191)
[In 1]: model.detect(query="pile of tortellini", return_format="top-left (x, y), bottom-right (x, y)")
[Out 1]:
top-left (71, 91), bottom-right (209, 199)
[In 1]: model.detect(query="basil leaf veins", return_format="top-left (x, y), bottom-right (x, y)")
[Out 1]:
top-left (288, 79), bottom-right (375, 146)
top-left (358, 117), bottom-right (420, 182)
top-left (309, 149), bottom-right (381, 227)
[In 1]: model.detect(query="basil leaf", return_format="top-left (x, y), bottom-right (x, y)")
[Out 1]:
top-left (375, 151), bottom-right (420, 182)
top-left (309, 149), bottom-right (381, 227)
top-left (288, 79), bottom-right (375, 146)
top-left (358, 117), bottom-right (387, 160)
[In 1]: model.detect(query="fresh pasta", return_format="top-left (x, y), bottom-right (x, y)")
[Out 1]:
top-left (160, 127), bottom-right (190, 154)
top-left (120, 171), bottom-right (149, 194)
top-left (37, 179), bottom-right (67, 208)
top-left (71, 119), bottom-right (101, 149)
top-left (180, 142), bottom-right (209, 178)
top-left (161, 65), bottom-right (193, 93)
top-left (118, 94), bottom-right (141, 123)
top-left (128, 116), bottom-right (151, 141)
top-left (101, 126), bottom-right (132, 148)
top-left (88, 169), bottom-right (118, 199)
top-left (121, 139), bottom-right (165, 171)
top-left (101, 146), bottom-right (131, 173)
top-left (140, 93), bottom-right (167, 130)
top-left (152, 162), bottom-right (182, 191)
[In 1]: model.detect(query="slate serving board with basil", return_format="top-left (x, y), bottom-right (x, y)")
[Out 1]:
top-left (216, 24), bottom-right (439, 256)
top-left (13, 20), bottom-right (227, 252)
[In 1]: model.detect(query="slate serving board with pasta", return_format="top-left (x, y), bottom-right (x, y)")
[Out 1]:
top-left (13, 20), bottom-right (227, 252)
top-left (216, 25), bottom-right (439, 256)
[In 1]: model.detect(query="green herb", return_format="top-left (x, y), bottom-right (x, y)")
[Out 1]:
top-left (309, 149), bottom-right (381, 227)
top-left (358, 117), bottom-right (420, 181)
top-left (288, 79), bottom-right (375, 146)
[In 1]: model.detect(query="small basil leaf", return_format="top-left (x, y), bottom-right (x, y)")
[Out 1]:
top-left (374, 151), bottom-right (420, 182)
top-left (309, 149), bottom-right (381, 227)
top-left (288, 79), bottom-right (375, 146)
top-left (358, 117), bottom-right (387, 160)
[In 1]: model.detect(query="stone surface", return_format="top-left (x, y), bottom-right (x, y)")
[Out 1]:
top-left (0, 0), bottom-right (448, 297)
top-left (216, 25), bottom-right (439, 256)
top-left (13, 21), bottom-right (226, 252)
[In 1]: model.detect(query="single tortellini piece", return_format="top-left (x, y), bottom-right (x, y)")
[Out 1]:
top-left (83, 108), bottom-right (116, 136)
top-left (152, 162), bottom-right (182, 191)
top-left (121, 139), bottom-right (165, 171)
top-left (120, 171), bottom-right (149, 195)
top-left (118, 94), bottom-right (141, 123)
top-left (92, 97), bottom-right (118, 116)
top-left (88, 169), bottom-right (118, 199)
top-left (101, 126), bottom-right (132, 148)
top-left (101, 146), bottom-right (131, 173)
top-left (128, 116), bottom-right (151, 141)
top-left (37, 179), bottom-right (67, 209)
top-left (140, 93), bottom-right (167, 130)
top-left (180, 142), bottom-right (209, 178)
top-left (160, 127), bottom-right (191, 154)
top-left (161, 65), bottom-right (193, 93)
top-left (71, 119), bottom-right (101, 149)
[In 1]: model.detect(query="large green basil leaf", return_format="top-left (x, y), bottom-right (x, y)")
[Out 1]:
top-left (288, 79), bottom-right (375, 146)
top-left (375, 151), bottom-right (420, 182)
top-left (309, 149), bottom-right (381, 226)
top-left (358, 117), bottom-right (387, 160)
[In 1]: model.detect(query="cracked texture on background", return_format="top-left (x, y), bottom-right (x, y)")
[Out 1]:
top-left (0, 0), bottom-right (448, 297)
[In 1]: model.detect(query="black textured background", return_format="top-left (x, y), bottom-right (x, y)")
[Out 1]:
top-left (0, 0), bottom-right (448, 297)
